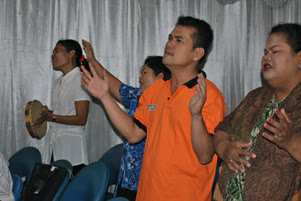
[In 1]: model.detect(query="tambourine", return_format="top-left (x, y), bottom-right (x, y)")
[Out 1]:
top-left (25, 100), bottom-right (47, 139)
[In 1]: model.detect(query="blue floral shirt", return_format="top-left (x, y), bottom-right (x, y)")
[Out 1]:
top-left (118, 83), bottom-right (146, 191)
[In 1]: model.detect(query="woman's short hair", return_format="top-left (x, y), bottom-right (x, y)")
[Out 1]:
top-left (269, 23), bottom-right (301, 53)
top-left (144, 56), bottom-right (171, 80)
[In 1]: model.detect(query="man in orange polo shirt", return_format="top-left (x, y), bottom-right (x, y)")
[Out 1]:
top-left (81, 16), bottom-right (226, 201)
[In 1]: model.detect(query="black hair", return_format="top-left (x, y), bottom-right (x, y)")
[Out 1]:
top-left (56, 39), bottom-right (90, 71)
top-left (144, 56), bottom-right (171, 80)
top-left (176, 16), bottom-right (213, 64)
top-left (269, 23), bottom-right (301, 54)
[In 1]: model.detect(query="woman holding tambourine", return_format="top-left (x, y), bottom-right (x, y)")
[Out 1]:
top-left (33, 39), bottom-right (91, 176)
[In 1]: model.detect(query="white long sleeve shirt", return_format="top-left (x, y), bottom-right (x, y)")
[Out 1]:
top-left (0, 153), bottom-right (15, 201)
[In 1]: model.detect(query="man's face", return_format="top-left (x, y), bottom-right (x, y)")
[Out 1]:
top-left (163, 25), bottom-right (197, 69)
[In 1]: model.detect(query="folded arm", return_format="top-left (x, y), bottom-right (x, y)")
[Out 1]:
top-left (32, 101), bottom-right (89, 127)
top-left (53, 101), bottom-right (90, 125)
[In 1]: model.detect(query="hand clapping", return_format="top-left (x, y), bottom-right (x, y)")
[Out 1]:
top-left (189, 73), bottom-right (207, 116)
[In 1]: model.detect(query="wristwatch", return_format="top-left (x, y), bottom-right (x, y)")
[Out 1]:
top-left (52, 114), bottom-right (57, 122)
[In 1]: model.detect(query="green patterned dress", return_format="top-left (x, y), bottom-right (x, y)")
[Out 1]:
top-left (225, 95), bottom-right (285, 201)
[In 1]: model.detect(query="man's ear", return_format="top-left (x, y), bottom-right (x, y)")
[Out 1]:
top-left (193, 47), bottom-right (205, 62)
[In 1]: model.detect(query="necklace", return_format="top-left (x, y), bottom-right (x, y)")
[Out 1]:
top-left (270, 94), bottom-right (286, 106)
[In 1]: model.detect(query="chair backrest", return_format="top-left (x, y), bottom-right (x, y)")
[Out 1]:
top-left (213, 164), bottom-right (223, 201)
top-left (50, 159), bottom-right (73, 173)
top-left (212, 157), bottom-right (223, 196)
top-left (12, 174), bottom-right (23, 201)
top-left (50, 159), bottom-right (73, 201)
top-left (9, 146), bottom-right (42, 182)
top-left (59, 161), bottom-right (109, 201)
top-left (98, 143), bottom-right (123, 186)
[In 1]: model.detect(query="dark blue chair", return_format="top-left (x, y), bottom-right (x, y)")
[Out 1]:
top-left (50, 160), bottom-right (73, 201)
top-left (9, 146), bottom-right (42, 183)
top-left (59, 161), bottom-right (109, 201)
top-left (98, 143), bottom-right (123, 199)
top-left (12, 174), bottom-right (23, 201)
top-left (50, 159), bottom-right (73, 173)
top-left (212, 158), bottom-right (223, 196)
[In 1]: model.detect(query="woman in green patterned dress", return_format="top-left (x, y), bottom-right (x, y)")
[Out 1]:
top-left (213, 23), bottom-right (301, 201)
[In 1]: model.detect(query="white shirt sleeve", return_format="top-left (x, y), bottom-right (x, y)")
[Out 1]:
top-left (0, 153), bottom-right (15, 201)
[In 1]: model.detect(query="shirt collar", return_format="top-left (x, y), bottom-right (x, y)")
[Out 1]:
top-left (184, 77), bottom-right (198, 88)
top-left (184, 70), bottom-right (207, 89)
top-left (163, 70), bottom-right (207, 89)
top-left (61, 67), bottom-right (80, 82)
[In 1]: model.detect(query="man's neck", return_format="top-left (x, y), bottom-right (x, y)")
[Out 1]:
top-left (170, 67), bottom-right (198, 95)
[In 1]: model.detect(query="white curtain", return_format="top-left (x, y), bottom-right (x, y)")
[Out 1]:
top-left (0, 0), bottom-right (300, 162)
top-left (216, 0), bottom-right (292, 8)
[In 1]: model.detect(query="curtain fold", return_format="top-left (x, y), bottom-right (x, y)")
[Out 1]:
top-left (0, 0), bottom-right (300, 162)
top-left (216, 0), bottom-right (240, 5)
top-left (263, 0), bottom-right (292, 8)
top-left (216, 0), bottom-right (292, 8)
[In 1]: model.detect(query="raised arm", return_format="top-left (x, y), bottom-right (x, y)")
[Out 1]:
top-left (80, 63), bottom-right (146, 143)
top-left (82, 39), bottom-right (123, 102)
top-left (189, 73), bottom-right (214, 164)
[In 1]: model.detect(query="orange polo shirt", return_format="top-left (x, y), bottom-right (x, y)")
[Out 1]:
top-left (133, 77), bottom-right (226, 201)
